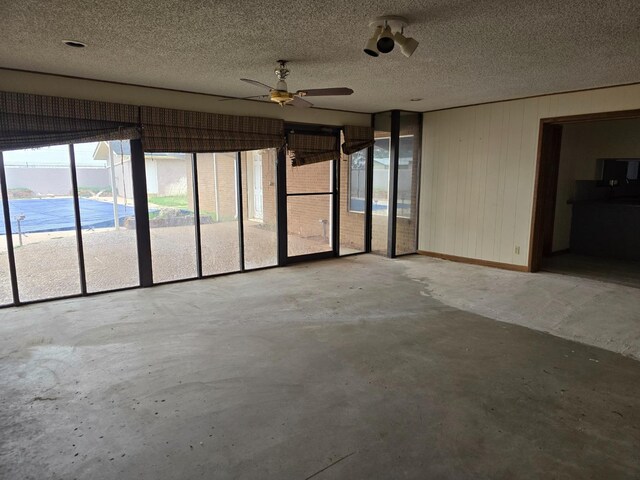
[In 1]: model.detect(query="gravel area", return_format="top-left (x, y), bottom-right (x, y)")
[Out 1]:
top-left (0, 222), bottom-right (329, 304)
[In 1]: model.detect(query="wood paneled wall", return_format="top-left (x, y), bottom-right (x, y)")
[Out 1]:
top-left (419, 84), bottom-right (640, 267)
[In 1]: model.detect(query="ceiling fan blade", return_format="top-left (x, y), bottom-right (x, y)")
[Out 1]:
top-left (290, 96), bottom-right (313, 108)
top-left (218, 95), bottom-right (269, 102)
top-left (296, 87), bottom-right (354, 97)
top-left (240, 78), bottom-right (274, 91)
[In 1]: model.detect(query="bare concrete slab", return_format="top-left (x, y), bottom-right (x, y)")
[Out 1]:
top-left (402, 256), bottom-right (640, 360)
top-left (1, 255), bottom-right (639, 479)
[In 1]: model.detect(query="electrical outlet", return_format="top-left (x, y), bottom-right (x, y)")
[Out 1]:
top-left (515, 245), bottom-right (520, 255)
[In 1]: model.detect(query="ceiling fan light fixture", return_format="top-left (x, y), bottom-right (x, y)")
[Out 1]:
top-left (363, 26), bottom-right (382, 57)
top-left (394, 31), bottom-right (419, 57)
top-left (239, 61), bottom-right (353, 109)
top-left (376, 25), bottom-right (395, 54)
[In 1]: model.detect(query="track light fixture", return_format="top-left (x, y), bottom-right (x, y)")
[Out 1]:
top-left (394, 29), bottom-right (419, 57)
top-left (376, 25), bottom-right (395, 54)
top-left (363, 16), bottom-right (419, 58)
top-left (364, 26), bottom-right (383, 57)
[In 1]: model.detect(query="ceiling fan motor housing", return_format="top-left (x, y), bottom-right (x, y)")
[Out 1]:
top-left (270, 90), bottom-right (294, 106)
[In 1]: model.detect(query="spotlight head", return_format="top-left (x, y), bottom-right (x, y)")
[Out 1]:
top-left (376, 25), bottom-right (395, 54)
top-left (394, 31), bottom-right (419, 57)
top-left (363, 26), bottom-right (382, 57)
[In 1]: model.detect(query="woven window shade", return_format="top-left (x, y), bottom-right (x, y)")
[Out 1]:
top-left (288, 133), bottom-right (339, 167)
top-left (0, 91), bottom-right (140, 151)
top-left (140, 106), bottom-right (285, 153)
top-left (341, 125), bottom-right (374, 155)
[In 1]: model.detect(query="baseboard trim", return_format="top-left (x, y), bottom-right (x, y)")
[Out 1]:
top-left (417, 250), bottom-right (529, 272)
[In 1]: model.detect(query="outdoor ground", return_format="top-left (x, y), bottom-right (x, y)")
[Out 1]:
top-left (0, 255), bottom-right (639, 479)
top-left (0, 222), bottom-right (331, 303)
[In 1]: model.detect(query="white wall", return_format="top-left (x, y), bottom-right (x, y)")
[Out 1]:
top-left (0, 69), bottom-right (370, 127)
top-left (552, 118), bottom-right (640, 251)
top-left (419, 83), bottom-right (640, 267)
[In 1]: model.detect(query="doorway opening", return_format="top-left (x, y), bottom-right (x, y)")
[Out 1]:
top-left (530, 110), bottom-right (640, 287)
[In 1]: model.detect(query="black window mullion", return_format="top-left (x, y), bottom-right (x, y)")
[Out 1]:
top-left (130, 139), bottom-right (153, 287)
top-left (236, 152), bottom-right (245, 272)
top-left (332, 155), bottom-right (339, 257)
top-left (192, 153), bottom-right (203, 278)
top-left (286, 191), bottom-right (334, 197)
top-left (388, 110), bottom-right (401, 258)
top-left (68, 145), bottom-right (87, 294)
top-left (365, 115), bottom-right (374, 253)
top-left (276, 147), bottom-right (288, 266)
top-left (0, 152), bottom-right (20, 305)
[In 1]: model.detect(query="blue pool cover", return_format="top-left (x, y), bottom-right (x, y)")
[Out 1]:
top-left (1, 198), bottom-right (136, 235)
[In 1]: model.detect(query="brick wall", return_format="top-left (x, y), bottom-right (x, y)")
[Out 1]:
top-left (339, 151), bottom-right (365, 251)
top-left (240, 149), bottom-right (277, 228)
top-left (187, 150), bottom-right (278, 227)
top-left (182, 140), bottom-right (416, 254)
top-left (286, 154), bottom-right (331, 242)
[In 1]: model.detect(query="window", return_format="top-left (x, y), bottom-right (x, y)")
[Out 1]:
top-left (341, 132), bottom-right (367, 255)
top-left (3, 145), bottom-right (82, 301)
top-left (241, 149), bottom-right (278, 269)
top-left (347, 149), bottom-right (367, 213)
top-left (0, 169), bottom-right (12, 305)
top-left (396, 134), bottom-right (415, 220)
top-left (146, 152), bottom-right (197, 283)
top-left (196, 152), bottom-right (241, 275)
top-left (75, 141), bottom-right (139, 292)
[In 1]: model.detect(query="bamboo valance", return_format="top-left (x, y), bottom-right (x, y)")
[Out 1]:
top-left (140, 106), bottom-right (285, 153)
top-left (288, 132), bottom-right (339, 167)
top-left (341, 125), bottom-right (374, 155)
top-left (0, 91), bottom-right (140, 151)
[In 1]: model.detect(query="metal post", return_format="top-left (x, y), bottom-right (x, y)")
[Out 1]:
top-left (15, 214), bottom-right (24, 247)
top-left (108, 142), bottom-right (120, 231)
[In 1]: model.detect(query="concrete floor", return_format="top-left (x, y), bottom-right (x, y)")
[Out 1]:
top-left (404, 256), bottom-right (640, 360)
top-left (1, 255), bottom-right (639, 479)
top-left (0, 222), bottom-right (333, 303)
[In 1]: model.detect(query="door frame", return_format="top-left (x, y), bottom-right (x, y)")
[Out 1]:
top-left (277, 123), bottom-right (341, 266)
top-left (528, 108), bottom-right (640, 272)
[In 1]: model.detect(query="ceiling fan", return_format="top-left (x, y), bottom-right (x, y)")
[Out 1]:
top-left (233, 60), bottom-right (354, 108)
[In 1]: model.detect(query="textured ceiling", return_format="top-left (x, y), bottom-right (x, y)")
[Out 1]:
top-left (1, 0), bottom-right (639, 113)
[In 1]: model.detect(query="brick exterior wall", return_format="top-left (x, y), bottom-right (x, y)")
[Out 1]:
top-left (285, 154), bottom-right (332, 244)
top-left (190, 152), bottom-right (238, 221)
top-left (240, 149), bottom-right (277, 228)
top-left (339, 151), bottom-right (365, 252)
top-left (182, 136), bottom-right (417, 256)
